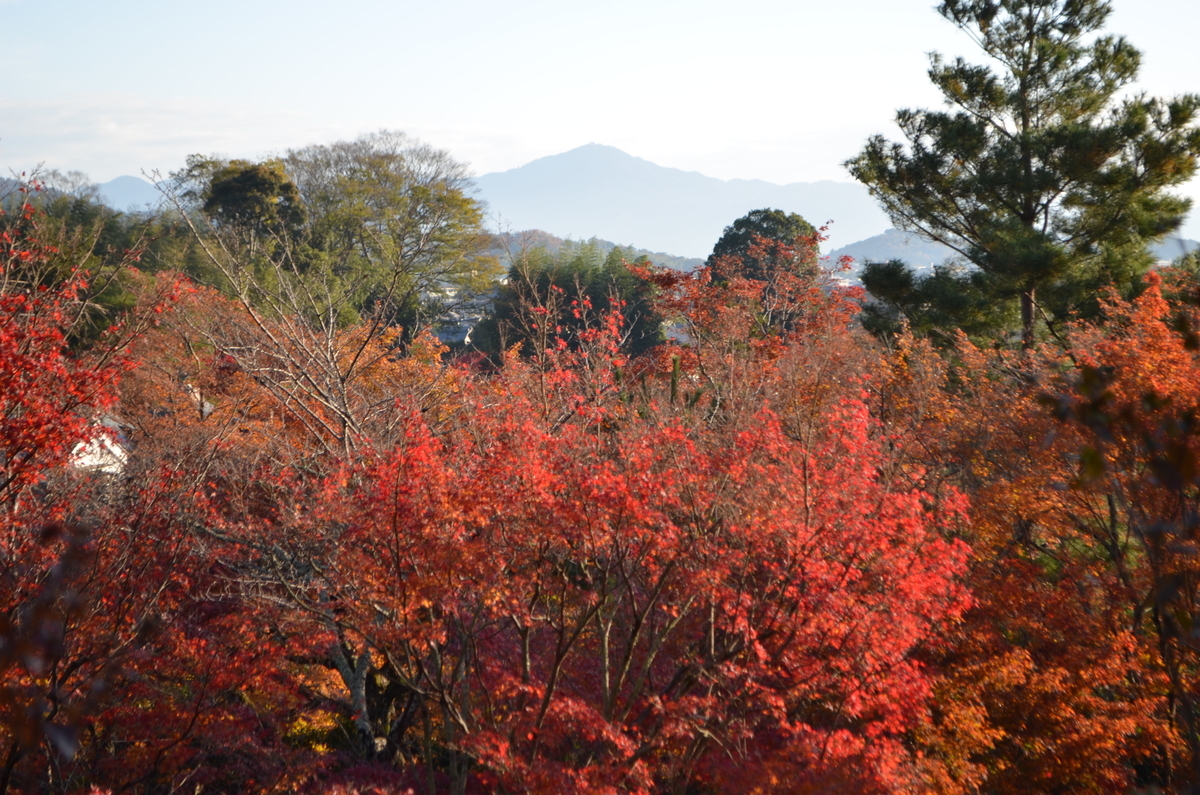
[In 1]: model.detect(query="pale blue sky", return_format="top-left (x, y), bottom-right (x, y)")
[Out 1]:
top-left (3, 0), bottom-right (1199, 237)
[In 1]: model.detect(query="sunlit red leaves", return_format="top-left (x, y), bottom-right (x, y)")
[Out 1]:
top-left (256, 344), bottom-right (971, 793)
top-left (1, 208), bottom-right (303, 793)
top-left (0, 286), bottom-right (119, 506)
top-left (23, 191), bottom-right (1200, 792)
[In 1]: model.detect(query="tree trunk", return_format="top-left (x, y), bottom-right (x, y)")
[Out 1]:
top-left (0, 740), bottom-right (22, 795)
top-left (1021, 288), bottom-right (1036, 349)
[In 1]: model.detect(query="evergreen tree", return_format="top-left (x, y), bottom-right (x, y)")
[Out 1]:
top-left (846, 0), bottom-right (1200, 345)
top-left (203, 159), bottom-right (306, 239)
top-left (859, 259), bottom-right (1018, 343)
top-left (707, 208), bottom-right (816, 281)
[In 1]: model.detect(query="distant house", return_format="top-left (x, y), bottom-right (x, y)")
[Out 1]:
top-left (70, 417), bottom-right (129, 476)
top-left (429, 283), bottom-right (499, 347)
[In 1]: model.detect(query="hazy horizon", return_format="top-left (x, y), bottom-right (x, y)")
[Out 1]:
top-left (5, 0), bottom-right (1198, 236)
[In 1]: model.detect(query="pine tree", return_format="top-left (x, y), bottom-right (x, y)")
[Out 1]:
top-left (847, 0), bottom-right (1200, 345)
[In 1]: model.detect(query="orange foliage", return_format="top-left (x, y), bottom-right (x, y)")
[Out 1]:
top-left (11, 188), bottom-right (1200, 794)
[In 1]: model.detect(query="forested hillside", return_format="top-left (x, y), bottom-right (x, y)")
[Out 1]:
top-left (491, 229), bottom-right (702, 272)
top-left (3, 1), bottom-right (1200, 794)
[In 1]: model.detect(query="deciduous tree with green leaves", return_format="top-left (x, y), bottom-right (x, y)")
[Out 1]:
top-left (165, 132), bottom-right (501, 457)
top-left (846, 0), bottom-right (1200, 345)
top-left (204, 159), bottom-right (306, 241)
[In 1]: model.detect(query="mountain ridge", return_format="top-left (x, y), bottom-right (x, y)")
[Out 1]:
top-left (81, 150), bottom-right (1199, 271)
top-left (473, 144), bottom-right (891, 258)
top-left (97, 175), bottom-right (161, 210)
top-left (828, 229), bottom-right (1200, 275)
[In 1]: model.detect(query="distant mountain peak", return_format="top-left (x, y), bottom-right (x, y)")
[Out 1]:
top-left (500, 143), bottom-right (668, 179)
top-left (97, 175), bottom-right (161, 211)
top-left (474, 147), bottom-right (890, 257)
top-left (566, 142), bottom-right (634, 157)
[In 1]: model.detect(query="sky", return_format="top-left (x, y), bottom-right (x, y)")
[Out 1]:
top-left (3, 0), bottom-right (1199, 238)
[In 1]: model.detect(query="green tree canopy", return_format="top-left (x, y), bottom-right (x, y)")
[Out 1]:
top-left (283, 130), bottom-right (500, 332)
top-left (474, 239), bottom-right (662, 358)
top-left (860, 259), bottom-right (1019, 342)
top-left (203, 159), bottom-right (306, 238)
top-left (170, 131), bottom-right (500, 336)
top-left (704, 208), bottom-right (826, 335)
top-left (707, 208), bottom-right (816, 281)
top-left (1, 171), bottom-right (192, 344)
top-left (846, 0), bottom-right (1200, 344)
